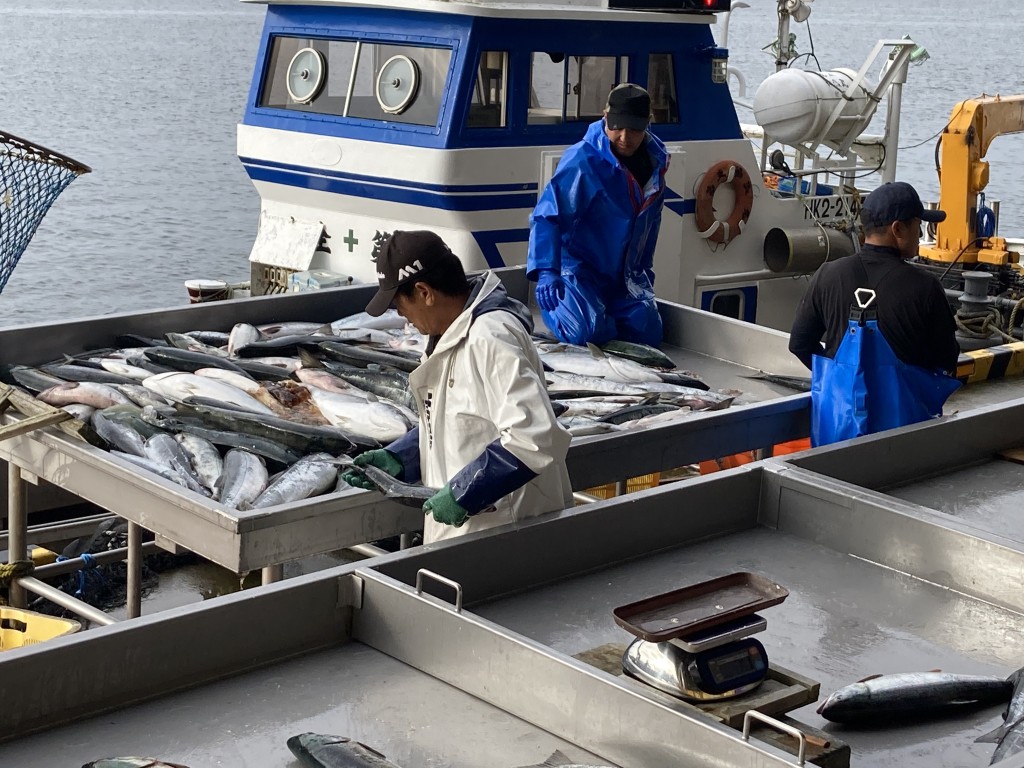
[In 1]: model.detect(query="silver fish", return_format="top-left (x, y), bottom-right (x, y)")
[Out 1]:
top-left (516, 750), bottom-right (615, 768)
top-left (599, 339), bottom-right (676, 369)
top-left (61, 403), bottom-right (96, 422)
top-left (37, 381), bottom-right (132, 410)
top-left (175, 433), bottom-right (224, 496)
top-left (93, 410), bottom-right (147, 457)
top-left (977, 667), bottom-right (1024, 763)
top-left (247, 452), bottom-right (338, 509)
top-left (164, 332), bottom-right (228, 357)
top-left (110, 451), bottom-right (203, 493)
top-left (539, 343), bottom-right (662, 383)
top-left (142, 372), bottom-right (275, 415)
top-left (227, 322), bottom-right (260, 356)
top-left (287, 733), bottom-right (403, 768)
top-left (144, 433), bottom-right (211, 497)
top-left (95, 359), bottom-right (156, 382)
top-left (194, 367), bottom-right (262, 394)
top-left (82, 758), bottom-right (191, 768)
top-left (115, 383), bottom-right (172, 409)
top-left (304, 385), bottom-right (411, 442)
top-left (217, 449), bottom-right (269, 510)
top-left (330, 308), bottom-right (407, 331)
top-left (817, 670), bottom-right (1012, 723)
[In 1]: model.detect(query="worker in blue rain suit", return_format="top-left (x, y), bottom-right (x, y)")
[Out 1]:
top-left (528, 83), bottom-right (669, 346)
top-left (341, 230), bottom-right (573, 543)
top-left (788, 182), bottom-right (961, 446)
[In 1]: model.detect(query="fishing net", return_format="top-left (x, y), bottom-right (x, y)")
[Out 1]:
top-left (0, 130), bottom-right (91, 294)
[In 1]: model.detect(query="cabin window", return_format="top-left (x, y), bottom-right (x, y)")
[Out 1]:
top-left (259, 36), bottom-right (452, 127)
top-left (648, 53), bottom-right (679, 124)
top-left (467, 51), bottom-right (508, 128)
top-left (528, 54), bottom-right (628, 125)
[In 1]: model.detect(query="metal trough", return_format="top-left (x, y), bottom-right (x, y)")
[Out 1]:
top-left (0, 268), bottom-right (810, 576)
top-left (5, 401), bottom-right (1024, 766)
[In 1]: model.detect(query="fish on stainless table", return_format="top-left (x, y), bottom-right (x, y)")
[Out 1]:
top-left (515, 749), bottom-right (616, 768)
top-left (287, 733), bottom-right (404, 768)
top-left (2, 364), bottom-right (68, 394)
top-left (92, 410), bottom-right (147, 457)
top-left (37, 381), bottom-right (133, 410)
top-left (976, 666), bottom-right (1024, 763)
top-left (142, 345), bottom-right (250, 376)
top-left (319, 340), bottom-right (419, 373)
top-left (538, 343), bottom-right (663, 383)
top-left (115, 383), bottom-right (173, 409)
top-left (142, 372), bottom-right (275, 415)
top-left (246, 452), bottom-right (339, 509)
top-left (175, 432), bottom-right (224, 496)
top-left (330, 308), bottom-right (408, 332)
top-left (816, 670), bottom-right (1014, 724)
top-left (227, 322), bottom-right (260, 355)
top-left (598, 339), bottom-right (676, 370)
top-left (217, 448), bottom-right (269, 510)
top-left (741, 370), bottom-right (812, 392)
top-left (143, 433), bottom-right (211, 497)
top-left (303, 384), bottom-right (412, 442)
top-left (164, 331), bottom-right (229, 357)
top-left (81, 758), bottom-right (191, 768)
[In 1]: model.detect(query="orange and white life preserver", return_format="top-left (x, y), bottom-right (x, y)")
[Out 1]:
top-left (695, 160), bottom-right (754, 245)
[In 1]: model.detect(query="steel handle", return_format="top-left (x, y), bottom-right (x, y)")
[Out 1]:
top-left (415, 568), bottom-right (463, 613)
top-left (742, 710), bottom-right (806, 766)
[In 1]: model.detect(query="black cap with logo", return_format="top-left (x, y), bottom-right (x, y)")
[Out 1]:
top-left (365, 230), bottom-right (459, 316)
top-left (604, 83), bottom-right (652, 131)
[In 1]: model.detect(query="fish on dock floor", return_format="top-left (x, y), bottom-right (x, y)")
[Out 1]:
top-left (287, 733), bottom-right (404, 768)
top-left (817, 670), bottom-right (1013, 724)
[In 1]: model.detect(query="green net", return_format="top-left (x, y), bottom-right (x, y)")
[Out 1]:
top-left (0, 130), bottom-right (91, 294)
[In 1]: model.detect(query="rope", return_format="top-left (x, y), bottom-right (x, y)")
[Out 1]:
top-left (955, 306), bottom-right (1016, 343)
top-left (1008, 297), bottom-right (1024, 338)
top-left (0, 560), bottom-right (34, 587)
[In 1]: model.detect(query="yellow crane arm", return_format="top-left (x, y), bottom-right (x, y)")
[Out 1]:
top-left (921, 94), bottom-right (1024, 264)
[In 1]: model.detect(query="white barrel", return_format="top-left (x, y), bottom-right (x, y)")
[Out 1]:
top-left (752, 68), bottom-right (874, 145)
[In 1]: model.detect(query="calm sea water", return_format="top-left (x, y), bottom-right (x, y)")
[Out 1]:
top-left (1, 0), bottom-right (1023, 326)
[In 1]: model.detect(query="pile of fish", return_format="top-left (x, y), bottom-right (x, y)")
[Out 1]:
top-left (1, 309), bottom-right (735, 509)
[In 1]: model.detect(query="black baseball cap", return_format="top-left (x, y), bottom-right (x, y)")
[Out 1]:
top-left (365, 230), bottom-right (459, 316)
top-left (604, 83), bottom-right (652, 131)
top-left (860, 181), bottom-right (946, 228)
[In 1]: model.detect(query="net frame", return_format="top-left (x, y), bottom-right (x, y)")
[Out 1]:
top-left (0, 130), bottom-right (91, 294)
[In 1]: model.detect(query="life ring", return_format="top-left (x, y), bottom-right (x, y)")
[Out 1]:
top-left (695, 160), bottom-right (754, 245)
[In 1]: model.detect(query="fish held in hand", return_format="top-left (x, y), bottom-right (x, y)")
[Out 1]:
top-left (817, 670), bottom-right (1013, 724)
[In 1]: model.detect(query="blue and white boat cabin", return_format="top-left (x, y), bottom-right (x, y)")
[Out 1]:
top-left (239, 0), bottom-right (870, 329)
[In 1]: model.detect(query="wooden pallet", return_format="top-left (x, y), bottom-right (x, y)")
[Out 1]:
top-left (574, 642), bottom-right (849, 767)
top-left (0, 384), bottom-right (98, 445)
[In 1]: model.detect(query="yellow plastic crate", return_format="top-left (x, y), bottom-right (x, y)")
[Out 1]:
top-left (583, 472), bottom-right (661, 501)
top-left (0, 607), bottom-right (80, 650)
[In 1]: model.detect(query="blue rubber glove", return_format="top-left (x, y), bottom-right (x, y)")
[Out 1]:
top-left (535, 269), bottom-right (564, 312)
top-left (341, 449), bottom-right (403, 491)
top-left (423, 484), bottom-right (469, 528)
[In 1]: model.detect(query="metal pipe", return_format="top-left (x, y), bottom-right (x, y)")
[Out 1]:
top-left (347, 543), bottom-right (387, 559)
top-left (7, 463), bottom-right (26, 608)
top-left (16, 576), bottom-right (117, 626)
top-left (261, 564), bottom-right (284, 584)
top-left (694, 268), bottom-right (806, 287)
top-left (126, 522), bottom-right (143, 619)
top-left (944, 287), bottom-right (1023, 313)
top-left (0, 513), bottom-right (119, 552)
top-left (881, 66), bottom-right (908, 185)
top-left (31, 541), bottom-right (160, 579)
top-left (399, 533), bottom-right (414, 550)
top-left (573, 491), bottom-right (600, 505)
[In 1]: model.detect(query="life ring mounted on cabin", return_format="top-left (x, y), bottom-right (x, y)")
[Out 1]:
top-left (694, 160), bottom-right (754, 246)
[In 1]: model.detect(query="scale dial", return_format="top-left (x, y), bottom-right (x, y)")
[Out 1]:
top-left (286, 47), bottom-right (326, 104)
top-left (375, 55), bottom-right (419, 114)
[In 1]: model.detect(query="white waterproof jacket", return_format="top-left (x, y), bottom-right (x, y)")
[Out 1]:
top-left (388, 271), bottom-right (572, 543)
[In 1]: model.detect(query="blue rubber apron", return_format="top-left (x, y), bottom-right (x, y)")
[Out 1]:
top-left (810, 258), bottom-right (961, 447)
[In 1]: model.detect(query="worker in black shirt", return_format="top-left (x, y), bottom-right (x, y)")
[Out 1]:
top-left (789, 181), bottom-right (961, 444)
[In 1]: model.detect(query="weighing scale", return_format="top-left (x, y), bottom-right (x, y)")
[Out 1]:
top-left (614, 572), bottom-right (789, 702)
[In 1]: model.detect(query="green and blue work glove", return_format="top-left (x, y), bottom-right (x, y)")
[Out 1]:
top-left (341, 449), bottom-right (403, 490)
top-left (423, 484), bottom-right (470, 528)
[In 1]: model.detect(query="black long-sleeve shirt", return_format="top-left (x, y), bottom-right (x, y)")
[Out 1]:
top-left (789, 244), bottom-right (960, 373)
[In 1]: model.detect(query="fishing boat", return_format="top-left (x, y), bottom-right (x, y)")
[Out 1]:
top-left (230, 0), bottom-right (1024, 382)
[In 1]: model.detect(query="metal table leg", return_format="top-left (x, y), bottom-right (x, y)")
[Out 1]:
top-left (7, 462), bottom-right (26, 608)
top-left (261, 564), bottom-right (284, 584)
top-left (126, 522), bottom-right (143, 619)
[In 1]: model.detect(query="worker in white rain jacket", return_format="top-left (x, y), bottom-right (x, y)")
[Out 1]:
top-left (341, 230), bottom-right (573, 543)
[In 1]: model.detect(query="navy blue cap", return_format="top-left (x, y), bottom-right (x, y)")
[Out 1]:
top-left (860, 181), bottom-right (946, 228)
